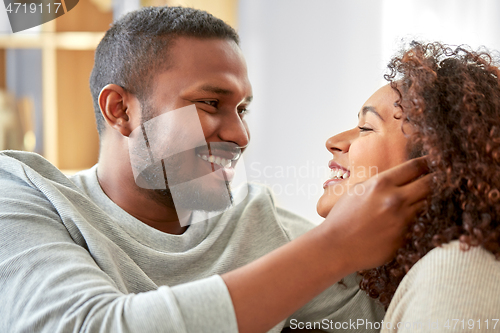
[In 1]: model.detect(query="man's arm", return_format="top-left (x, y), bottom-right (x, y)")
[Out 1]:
top-left (0, 154), bottom-right (429, 333)
top-left (223, 157), bottom-right (431, 333)
top-left (275, 202), bottom-right (384, 333)
top-left (0, 157), bottom-right (238, 333)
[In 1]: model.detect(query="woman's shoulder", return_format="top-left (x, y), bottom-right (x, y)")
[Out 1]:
top-left (414, 240), bottom-right (498, 270)
top-left (409, 241), bottom-right (500, 282)
top-left (397, 241), bottom-right (500, 301)
top-left (383, 241), bottom-right (500, 332)
top-left (400, 240), bottom-right (500, 296)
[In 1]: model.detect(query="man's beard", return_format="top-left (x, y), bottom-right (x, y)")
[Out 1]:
top-left (148, 182), bottom-right (233, 211)
top-left (139, 155), bottom-right (234, 211)
top-left (129, 101), bottom-right (236, 212)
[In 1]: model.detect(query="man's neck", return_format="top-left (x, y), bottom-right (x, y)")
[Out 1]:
top-left (97, 143), bottom-right (189, 235)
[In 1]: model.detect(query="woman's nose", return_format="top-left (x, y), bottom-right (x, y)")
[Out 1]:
top-left (325, 127), bottom-right (358, 154)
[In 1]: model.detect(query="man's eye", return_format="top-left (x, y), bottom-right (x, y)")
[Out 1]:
top-left (238, 108), bottom-right (250, 116)
top-left (202, 100), bottom-right (218, 108)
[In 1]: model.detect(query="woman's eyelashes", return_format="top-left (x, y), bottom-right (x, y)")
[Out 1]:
top-left (358, 125), bottom-right (374, 133)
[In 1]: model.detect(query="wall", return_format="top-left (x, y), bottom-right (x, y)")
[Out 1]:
top-left (238, 0), bottom-right (384, 223)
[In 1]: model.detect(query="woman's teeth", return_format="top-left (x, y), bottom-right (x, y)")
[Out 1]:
top-left (330, 168), bottom-right (349, 180)
top-left (197, 154), bottom-right (232, 168)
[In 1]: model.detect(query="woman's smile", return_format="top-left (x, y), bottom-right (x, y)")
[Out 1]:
top-left (323, 161), bottom-right (350, 188)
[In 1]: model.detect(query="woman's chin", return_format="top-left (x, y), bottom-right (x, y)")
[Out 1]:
top-left (316, 193), bottom-right (337, 218)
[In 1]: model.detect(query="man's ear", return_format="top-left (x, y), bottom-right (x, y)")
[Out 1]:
top-left (98, 84), bottom-right (138, 137)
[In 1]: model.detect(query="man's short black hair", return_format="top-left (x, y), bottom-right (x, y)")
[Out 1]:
top-left (89, 6), bottom-right (240, 137)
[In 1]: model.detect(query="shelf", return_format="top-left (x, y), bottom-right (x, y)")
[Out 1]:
top-left (1, 0), bottom-right (238, 170)
top-left (0, 0), bottom-right (111, 169)
top-left (0, 32), bottom-right (104, 50)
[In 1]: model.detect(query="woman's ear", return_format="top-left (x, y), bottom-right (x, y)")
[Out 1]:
top-left (98, 84), bottom-right (137, 137)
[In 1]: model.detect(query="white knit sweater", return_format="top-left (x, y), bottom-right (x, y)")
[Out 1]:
top-left (382, 241), bottom-right (500, 332)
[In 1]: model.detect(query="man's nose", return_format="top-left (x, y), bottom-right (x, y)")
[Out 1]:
top-left (218, 112), bottom-right (250, 148)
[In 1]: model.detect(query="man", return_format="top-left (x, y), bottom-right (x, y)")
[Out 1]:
top-left (0, 6), bottom-right (430, 333)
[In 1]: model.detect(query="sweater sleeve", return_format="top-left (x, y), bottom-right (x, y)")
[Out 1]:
top-left (275, 204), bottom-right (385, 333)
top-left (0, 162), bottom-right (238, 333)
top-left (382, 241), bottom-right (500, 333)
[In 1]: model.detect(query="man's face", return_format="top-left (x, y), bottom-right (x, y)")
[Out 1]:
top-left (130, 37), bottom-right (253, 212)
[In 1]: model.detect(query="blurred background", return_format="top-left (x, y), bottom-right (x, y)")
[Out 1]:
top-left (1, 0), bottom-right (500, 223)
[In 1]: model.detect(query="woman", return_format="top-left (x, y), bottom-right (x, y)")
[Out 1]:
top-left (318, 41), bottom-right (500, 331)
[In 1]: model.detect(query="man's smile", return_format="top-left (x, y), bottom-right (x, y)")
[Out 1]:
top-left (197, 153), bottom-right (233, 168)
top-left (194, 143), bottom-right (242, 182)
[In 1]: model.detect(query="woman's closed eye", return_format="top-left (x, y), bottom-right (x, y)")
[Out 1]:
top-left (358, 125), bottom-right (374, 133)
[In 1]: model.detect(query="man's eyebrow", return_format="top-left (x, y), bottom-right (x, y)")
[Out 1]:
top-left (197, 84), bottom-right (232, 95)
top-left (357, 106), bottom-right (385, 121)
top-left (195, 84), bottom-right (253, 102)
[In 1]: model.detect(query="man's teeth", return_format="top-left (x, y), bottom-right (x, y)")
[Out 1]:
top-left (330, 168), bottom-right (349, 180)
top-left (197, 154), bottom-right (232, 168)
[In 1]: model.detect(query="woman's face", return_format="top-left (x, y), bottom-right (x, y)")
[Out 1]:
top-left (317, 85), bottom-right (410, 218)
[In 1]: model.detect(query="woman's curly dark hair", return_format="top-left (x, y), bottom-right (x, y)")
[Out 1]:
top-left (358, 41), bottom-right (500, 309)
